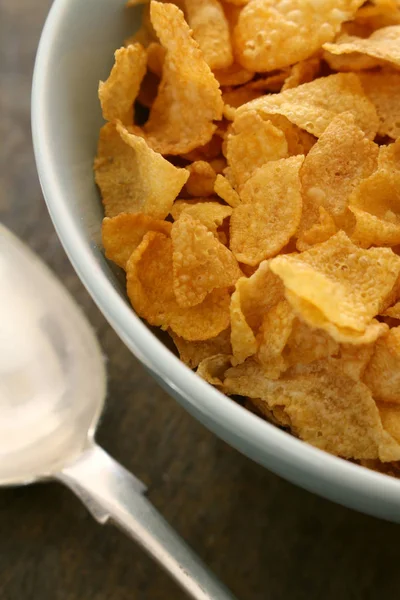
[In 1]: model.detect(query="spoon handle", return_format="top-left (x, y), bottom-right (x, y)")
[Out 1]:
top-left (57, 444), bottom-right (237, 600)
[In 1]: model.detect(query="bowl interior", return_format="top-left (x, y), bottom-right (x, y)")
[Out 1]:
top-left (38, 0), bottom-right (137, 291)
top-left (32, 0), bottom-right (400, 522)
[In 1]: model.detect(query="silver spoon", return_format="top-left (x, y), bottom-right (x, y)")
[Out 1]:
top-left (0, 224), bottom-right (237, 600)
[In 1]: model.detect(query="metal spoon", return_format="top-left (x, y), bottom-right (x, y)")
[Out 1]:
top-left (0, 224), bottom-right (236, 600)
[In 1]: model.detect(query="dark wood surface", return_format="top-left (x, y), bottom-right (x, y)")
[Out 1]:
top-left (1, 1), bottom-right (400, 598)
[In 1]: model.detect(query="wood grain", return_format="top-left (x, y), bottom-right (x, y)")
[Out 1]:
top-left (1, 1), bottom-right (400, 598)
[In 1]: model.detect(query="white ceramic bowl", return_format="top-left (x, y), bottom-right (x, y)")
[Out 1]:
top-left (32, 0), bottom-right (400, 522)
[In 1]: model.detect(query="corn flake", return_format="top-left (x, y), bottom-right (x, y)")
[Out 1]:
top-left (364, 328), bottom-right (400, 404)
top-left (127, 231), bottom-right (231, 340)
top-left (256, 300), bottom-right (295, 379)
top-left (247, 398), bottom-right (292, 427)
top-left (356, 0), bottom-right (400, 31)
top-left (298, 112), bottom-right (379, 248)
top-left (323, 25), bottom-right (400, 69)
top-left (214, 174), bottom-right (241, 207)
top-left (298, 207), bottom-right (337, 251)
top-left (323, 48), bottom-right (382, 72)
top-left (197, 354), bottom-right (233, 386)
top-left (285, 290), bottom-right (389, 345)
top-left (378, 402), bottom-right (400, 445)
top-left (170, 328), bottom-right (232, 368)
top-left (170, 198), bottom-right (210, 220)
top-left (333, 342), bottom-right (375, 381)
top-left (383, 301), bottom-right (400, 319)
top-left (225, 111), bottom-right (289, 189)
top-left (209, 157), bottom-right (227, 174)
top-left (281, 57), bottom-right (321, 91)
top-left (284, 319), bottom-right (339, 368)
top-left (102, 212), bottom-right (172, 269)
top-left (379, 138), bottom-right (400, 170)
top-left (236, 260), bottom-right (285, 331)
top-left (172, 213), bottom-right (241, 307)
top-left (185, 0), bottom-right (233, 70)
top-left (349, 168), bottom-right (400, 248)
top-left (230, 261), bottom-right (285, 363)
top-left (271, 232), bottom-right (400, 331)
top-left (185, 161), bottom-right (217, 197)
top-left (222, 86), bottom-right (263, 120)
top-left (214, 63), bottom-right (254, 87)
top-left (171, 200), bottom-right (232, 235)
top-left (230, 287), bottom-right (258, 364)
top-left (147, 42), bottom-right (165, 77)
top-left (141, 2), bottom-right (223, 154)
top-left (94, 122), bottom-right (189, 218)
top-left (99, 44), bottom-right (147, 125)
top-left (230, 156), bottom-right (303, 265)
top-left (266, 115), bottom-right (316, 156)
top-left (233, 0), bottom-right (363, 72)
top-left (237, 73), bottom-right (379, 140)
top-left (359, 71), bottom-right (400, 139)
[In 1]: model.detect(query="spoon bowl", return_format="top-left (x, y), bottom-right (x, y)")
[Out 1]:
top-left (0, 225), bottom-right (106, 485)
top-left (0, 224), bottom-right (105, 485)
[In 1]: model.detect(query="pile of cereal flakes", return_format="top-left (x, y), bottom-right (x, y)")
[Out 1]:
top-left (94, 0), bottom-right (400, 473)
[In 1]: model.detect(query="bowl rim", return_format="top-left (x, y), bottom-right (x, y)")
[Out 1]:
top-left (31, 0), bottom-right (400, 519)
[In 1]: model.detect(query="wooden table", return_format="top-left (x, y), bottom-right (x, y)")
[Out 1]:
top-left (1, 1), bottom-right (400, 598)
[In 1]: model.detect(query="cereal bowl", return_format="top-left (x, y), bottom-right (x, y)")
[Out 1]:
top-left (32, 0), bottom-right (400, 522)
